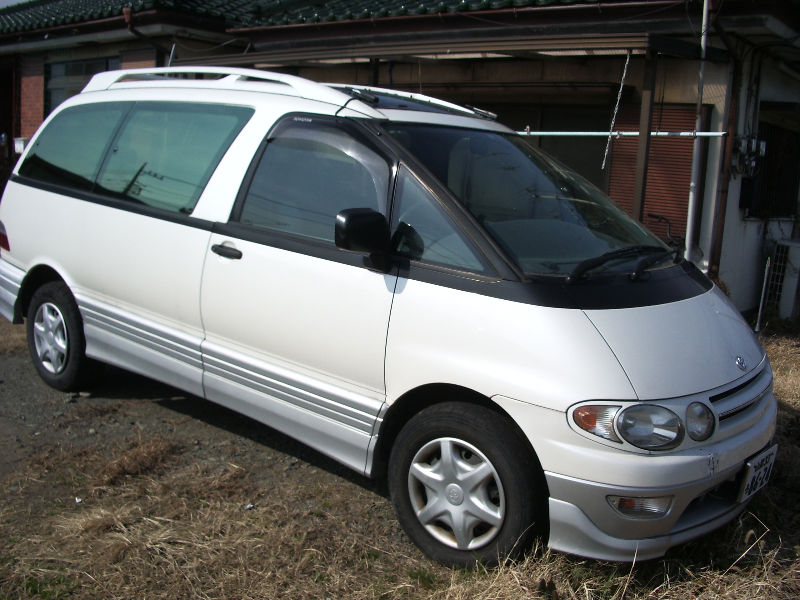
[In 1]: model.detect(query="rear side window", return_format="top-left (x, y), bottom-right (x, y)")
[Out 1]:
top-left (19, 101), bottom-right (253, 215)
top-left (19, 102), bottom-right (131, 190)
top-left (96, 103), bottom-right (252, 213)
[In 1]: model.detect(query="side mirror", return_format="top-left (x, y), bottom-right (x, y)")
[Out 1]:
top-left (335, 208), bottom-right (392, 272)
top-left (335, 208), bottom-right (390, 254)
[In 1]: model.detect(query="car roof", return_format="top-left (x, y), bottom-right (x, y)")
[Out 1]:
top-left (81, 67), bottom-right (504, 129)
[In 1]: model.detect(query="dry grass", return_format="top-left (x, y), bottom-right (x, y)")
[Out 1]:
top-left (96, 436), bottom-right (179, 486)
top-left (0, 320), bottom-right (798, 599)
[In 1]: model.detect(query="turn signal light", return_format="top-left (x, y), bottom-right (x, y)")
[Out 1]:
top-left (573, 405), bottom-right (621, 443)
top-left (607, 495), bottom-right (672, 519)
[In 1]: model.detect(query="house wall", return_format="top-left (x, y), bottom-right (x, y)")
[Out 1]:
top-left (16, 43), bottom-right (158, 137)
top-left (718, 56), bottom-right (800, 312)
top-left (19, 54), bottom-right (44, 138)
top-left (120, 48), bottom-right (157, 70)
top-left (653, 59), bottom-right (731, 276)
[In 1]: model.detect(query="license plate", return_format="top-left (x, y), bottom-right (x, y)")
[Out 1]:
top-left (737, 444), bottom-right (778, 503)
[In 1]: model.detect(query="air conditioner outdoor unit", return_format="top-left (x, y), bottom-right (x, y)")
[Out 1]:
top-left (773, 240), bottom-right (800, 320)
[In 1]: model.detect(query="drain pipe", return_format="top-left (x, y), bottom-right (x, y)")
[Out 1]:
top-left (122, 7), bottom-right (171, 62)
top-left (684, 0), bottom-right (710, 264)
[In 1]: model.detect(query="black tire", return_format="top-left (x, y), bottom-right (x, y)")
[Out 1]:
top-left (388, 402), bottom-right (547, 567)
top-left (26, 281), bottom-right (91, 392)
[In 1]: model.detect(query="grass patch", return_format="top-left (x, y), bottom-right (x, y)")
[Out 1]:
top-left (22, 567), bottom-right (78, 600)
top-left (1, 321), bottom-right (798, 598)
top-left (97, 436), bottom-right (179, 486)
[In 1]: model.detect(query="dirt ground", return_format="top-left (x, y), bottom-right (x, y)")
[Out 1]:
top-left (1, 316), bottom-right (799, 599)
top-left (0, 318), bottom-right (424, 598)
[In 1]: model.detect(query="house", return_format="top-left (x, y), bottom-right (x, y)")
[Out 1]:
top-left (1, 0), bottom-right (798, 316)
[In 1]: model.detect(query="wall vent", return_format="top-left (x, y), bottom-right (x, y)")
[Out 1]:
top-left (767, 240), bottom-right (800, 320)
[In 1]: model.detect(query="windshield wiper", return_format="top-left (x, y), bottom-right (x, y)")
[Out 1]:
top-left (630, 248), bottom-right (681, 281)
top-left (567, 245), bottom-right (667, 283)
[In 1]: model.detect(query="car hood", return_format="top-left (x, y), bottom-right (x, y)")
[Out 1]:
top-left (583, 287), bottom-right (764, 400)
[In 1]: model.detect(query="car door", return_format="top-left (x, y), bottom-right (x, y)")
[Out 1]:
top-left (199, 115), bottom-right (397, 473)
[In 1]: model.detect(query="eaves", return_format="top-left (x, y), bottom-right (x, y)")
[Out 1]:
top-left (0, 22), bottom-right (235, 56)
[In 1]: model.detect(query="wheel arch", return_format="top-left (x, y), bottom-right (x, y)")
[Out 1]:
top-left (370, 383), bottom-right (546, 486)
top-left (16, 264), bottom-right (68, 320)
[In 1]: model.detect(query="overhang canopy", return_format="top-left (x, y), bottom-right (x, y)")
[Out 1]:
top-left (175, 32), bottom-right (728, 67)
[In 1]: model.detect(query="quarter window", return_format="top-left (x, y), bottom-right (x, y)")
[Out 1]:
top-left (19, 102), bottom-right (131, 190)
top-left (239, 120), bottom-right (390, 243)
top-left (391, 167), bottom-right (485, 272)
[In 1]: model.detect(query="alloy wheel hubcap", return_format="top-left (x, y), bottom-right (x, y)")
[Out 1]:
top-left (408, 437), bottom-right (505, 551)
top-left (33, 302), bottom-right (68, 374)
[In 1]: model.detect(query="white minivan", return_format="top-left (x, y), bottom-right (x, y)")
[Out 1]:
top-left (0, 67), bottom-right (777, 567)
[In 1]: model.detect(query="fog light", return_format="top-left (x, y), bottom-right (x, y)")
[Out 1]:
top-left (607, 495), bottom-right (672, 519)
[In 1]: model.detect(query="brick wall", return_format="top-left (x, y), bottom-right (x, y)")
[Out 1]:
top-left (120, 48), bottom-right (156, 70)
top-left (19, 54), bottom-right (44, 138)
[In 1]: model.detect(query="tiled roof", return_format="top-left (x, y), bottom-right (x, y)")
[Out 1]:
top-left (246, 0), bottom-right (587, 26)
top-left (0, 0), bottom-right (600, 34)
top-left (0, 1), bottom-right (255, 33)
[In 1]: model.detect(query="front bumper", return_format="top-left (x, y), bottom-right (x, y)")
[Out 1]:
top-left (544, 391), bottom-right (777, 561)
top-left (547, 493), bottom-right (748, 562)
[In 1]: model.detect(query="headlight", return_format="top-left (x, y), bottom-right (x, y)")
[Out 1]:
top-left (617, 405), bottom-right (683, 450)
top-left (686, 402), bottom-right (715, 441)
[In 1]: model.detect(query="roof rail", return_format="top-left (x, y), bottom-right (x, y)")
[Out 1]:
top-left (329, 83), bottom-right (487, 118)
top-left (82, 66), bottom-right (367, 112)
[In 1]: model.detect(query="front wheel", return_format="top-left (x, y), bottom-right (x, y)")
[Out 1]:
top-left (26, 281), bottom-right (91, 392)
top-left (388, 402), bottom-right (547, 567)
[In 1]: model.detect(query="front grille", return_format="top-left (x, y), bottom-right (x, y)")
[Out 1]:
top-left (709, 364), bottom-right (772, 424)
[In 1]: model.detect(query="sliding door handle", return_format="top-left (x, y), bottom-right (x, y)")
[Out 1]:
top-left (211, 243), bottom-right (243, 260)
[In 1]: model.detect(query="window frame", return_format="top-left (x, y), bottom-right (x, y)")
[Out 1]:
top-left (228, 114), bottom-right (502, 279)
top-left (231, 113), bottom-right (392, 245)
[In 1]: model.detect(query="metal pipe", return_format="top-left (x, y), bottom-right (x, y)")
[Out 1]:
top-left (684, 0), bottom-right (710, 263)
top-left (755, 257), bottom-right (770, 333)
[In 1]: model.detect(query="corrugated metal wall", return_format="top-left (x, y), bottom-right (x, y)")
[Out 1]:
top-left (607, 105), bottom-right (698, 243)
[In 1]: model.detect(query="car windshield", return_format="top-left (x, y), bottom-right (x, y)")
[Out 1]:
top-left (383, 123), bottom-right (666, 277)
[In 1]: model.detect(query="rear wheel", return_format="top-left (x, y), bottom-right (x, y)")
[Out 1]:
top-left (388, 402), bottom-right (547, 567)
top-left (26, 281), bottom-right (90, 391)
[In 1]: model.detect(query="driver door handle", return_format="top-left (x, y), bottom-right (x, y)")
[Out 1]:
top-left (211, 243), bottom-right (243, 260)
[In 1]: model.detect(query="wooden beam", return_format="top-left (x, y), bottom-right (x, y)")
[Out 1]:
top-left (632, 52), bottom-right (657, 222)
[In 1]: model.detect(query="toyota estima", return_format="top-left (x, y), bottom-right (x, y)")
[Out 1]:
top-left (0, 67), bottom-right (777, 567)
